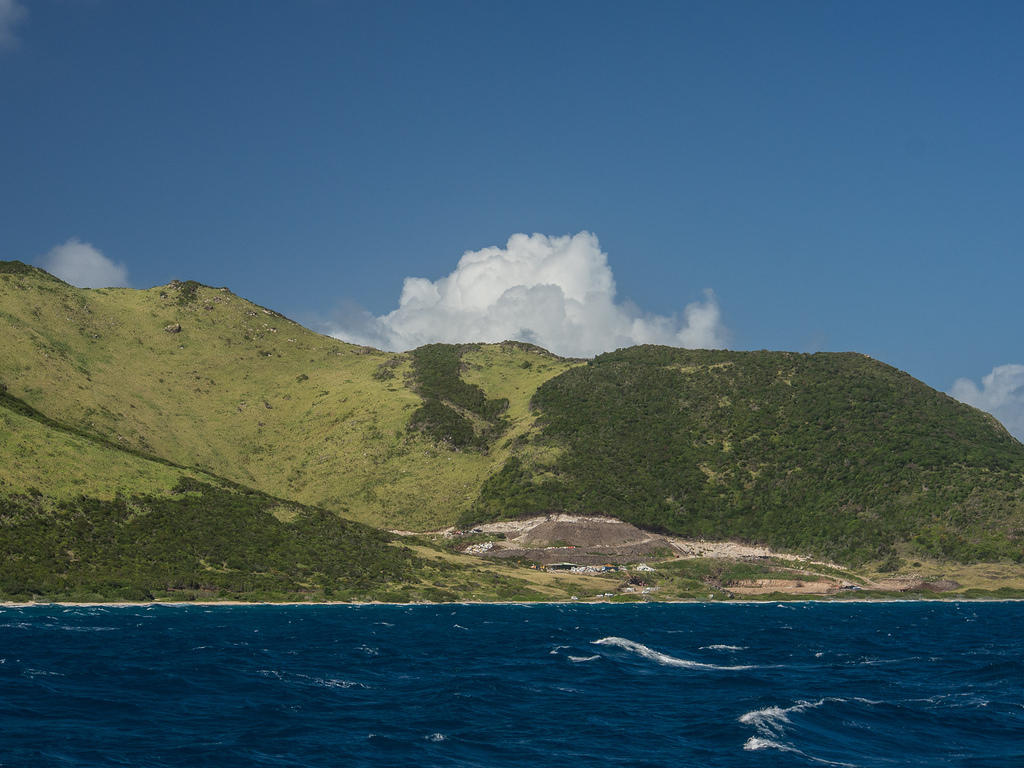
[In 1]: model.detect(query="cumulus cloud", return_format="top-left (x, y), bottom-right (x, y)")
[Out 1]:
top-left (40, 238), bottom-right (130, 288)
top-left (951, 364), bottom-right (1024, 443)
top-left (329, 231), bottom-right (728, 358)
top-left (0, 0), bottom-right (27, 49)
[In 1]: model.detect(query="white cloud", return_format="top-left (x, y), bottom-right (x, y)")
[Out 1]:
top-left (40, 238), bottom-right (130, 288)
top-left (329, 231), bottom-right (728, 358)
top-left (951, 364), bottom-right (1024, 443)
top-left (0, 0), bottom-right (27, 49)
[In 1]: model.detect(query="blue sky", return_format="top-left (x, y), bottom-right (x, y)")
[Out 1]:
top-left (1, 1), bottom-right (1022, 436)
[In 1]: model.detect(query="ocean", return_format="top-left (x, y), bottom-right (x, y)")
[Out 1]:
top-left (1, 602), bottom-right (1021, 767)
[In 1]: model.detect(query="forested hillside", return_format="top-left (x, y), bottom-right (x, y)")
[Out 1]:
top-left (469, 346), bottom-right (1024, 564)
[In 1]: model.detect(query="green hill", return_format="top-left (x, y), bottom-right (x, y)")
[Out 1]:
top-left (469, 346), bottom-right (1024, 565)
top-left (1, 261), bottom-right (1022, 595)
top-left (0, 262), bottom-right (575, 529)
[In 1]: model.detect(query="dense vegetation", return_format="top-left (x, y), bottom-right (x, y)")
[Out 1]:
top-left (0, 478), bottom-right (420, 602)
top-left (407, 344), bottom-right (510, 449)
top-left (469, 346), bottom-right (1024, 564)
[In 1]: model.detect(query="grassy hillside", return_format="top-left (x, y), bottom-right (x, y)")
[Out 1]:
top-left (469, 346), bottom-right (1024, 565)
top-left (0, 263), bottom-right (574, 529)
top-left (0, 382), bottom-right (414, 601)
top-left (0, 382), bottom-right (583, 603)
top-left (0, 387), bottom-right (187, 499)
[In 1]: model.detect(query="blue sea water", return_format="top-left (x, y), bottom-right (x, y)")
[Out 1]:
top-left (1, 602), bottom-right (1022, 767)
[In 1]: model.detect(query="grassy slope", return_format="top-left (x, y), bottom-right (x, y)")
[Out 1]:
top-left (0, 266), bottom-right (573, 529)
top-left (470, 346), bottom-right (1024, 566)
top-left (0, 385), bottom-right (419, 601)
top-left (0, 376), bottom-right (592, 603)
top-left (0, 396), bottom-right (187, 499)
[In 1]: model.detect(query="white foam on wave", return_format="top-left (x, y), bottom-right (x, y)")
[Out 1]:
top-left (743, 736), bottom-right (854, 766)
top-left (316, 677), bottom-right (368, 690)
top-left (744, 736), bottom-right (794, 752)
top-left (850, 656), bottom-right (921, 667)
top-left (0, 621), bottom-right (114, 632)
top-left (23, 668), bottom-right (64, 678)
top-left (701, 644), bottom-right (746, 652)
top-left (568, 654), bottom-right (601, 663)
top-left (426, 733), bottom-right (446, 742)
top-left (259, 669), bottom-right (370, 690)
top-left (57, 625), bottom-right (117, 632)
top-left (740, 699), bottom-right (829, 729)
top-left (592, 637), bottom-right (755, 670)
top-left (739, 698), bottom-right (860, 767)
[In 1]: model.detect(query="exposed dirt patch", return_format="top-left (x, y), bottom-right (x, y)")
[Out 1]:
top-left (419, 514), bottom-right (844, 569)
top-left (871, 577), bottom-right (961, 593)
top-left (727, 578), bottom-right (838, 596)
top-left (514, 517), bottom-right (652, 548)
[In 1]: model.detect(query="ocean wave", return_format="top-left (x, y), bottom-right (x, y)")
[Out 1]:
top-left (740, 698), bottom-right (834, 730)
top-left (740, 698), bottom-right (867, 767)
top-left (743, 736), bottom-right (797, 753)
top-left (701, 644), bottom-right (746, 651)
top-left (567, 654), bottom-right (600, 663)
top-left (0, 620), bottom-right (114, 632)
top-left (23, 668), bottom-right (64, 678)
top-left (314, 677), bottom-right (368, 690)
top-left (743, 735), bottom-right (856, 767)
top-left (849, 656), bottom-right (921, 666)
top-left (54, 625), bottom-right (118, 632)
top-left (592, 637), bottom-right (755, 670)
top-left (258, 669), bottom-right (370, 690)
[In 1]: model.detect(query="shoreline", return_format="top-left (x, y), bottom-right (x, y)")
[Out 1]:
top-left (3, 597), bottom-right (1023, 608)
